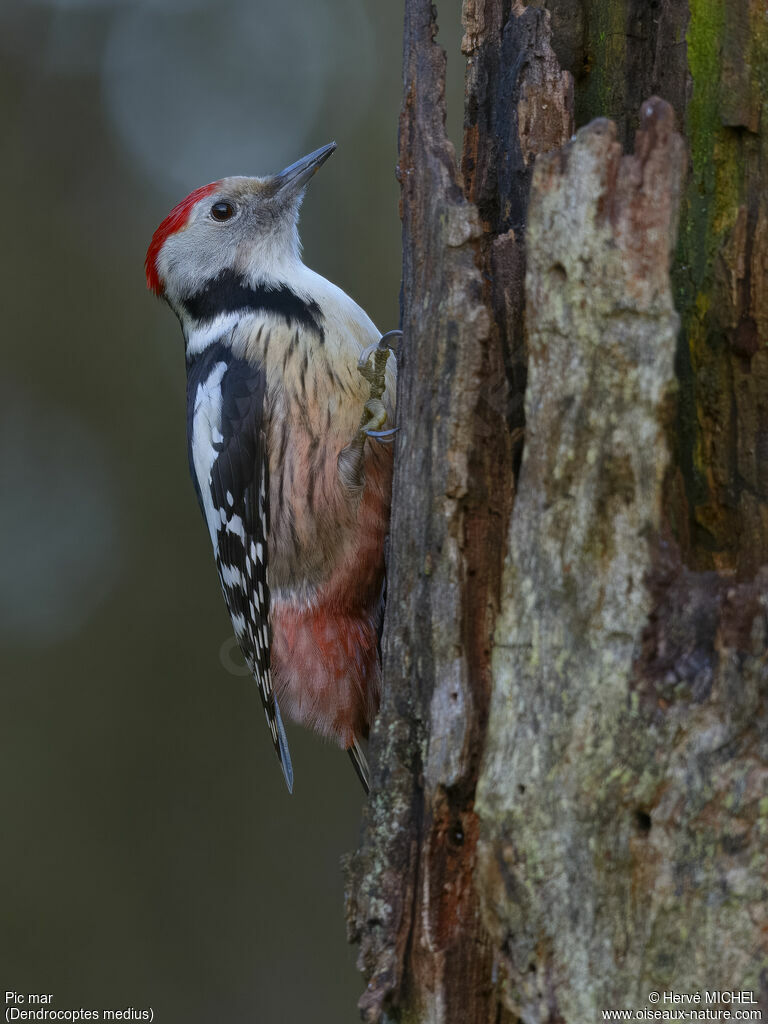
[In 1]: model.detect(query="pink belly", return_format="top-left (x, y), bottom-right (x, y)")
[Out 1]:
top-left (270, 443), bottom-right (392, 747)
top-left (270, 603), bottom-right (380, 746)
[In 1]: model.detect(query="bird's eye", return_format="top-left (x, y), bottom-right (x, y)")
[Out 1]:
top-left (211, 201), bottom-right (236, 222)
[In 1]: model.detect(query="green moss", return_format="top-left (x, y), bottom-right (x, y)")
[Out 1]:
top-left (686, 0), bottom-right (724, 193)
top-left (578, 0), bottom-right (627, 135)
top-left (669, 0), bottom-right (747, 551)
top-left (743, 0), bottom-right (768, 129)
top-left (678, 0), bottom-right (728, 298)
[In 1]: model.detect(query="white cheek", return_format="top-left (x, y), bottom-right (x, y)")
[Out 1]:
top-left (160, 223), bottom-right (240, 302)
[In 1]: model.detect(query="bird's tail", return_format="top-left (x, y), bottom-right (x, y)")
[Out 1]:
top-left (347, 737), bottom-right (370, 795)
top-left (273, 701), bottom-right (294, 793)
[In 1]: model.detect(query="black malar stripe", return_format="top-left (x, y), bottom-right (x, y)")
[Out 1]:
top-left (181, 269), bottom-right (325, 341)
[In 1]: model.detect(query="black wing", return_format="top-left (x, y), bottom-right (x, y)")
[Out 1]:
top-left (187, 343), bottom-right (293, 791)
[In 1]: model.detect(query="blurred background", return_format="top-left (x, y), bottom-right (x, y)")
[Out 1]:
top-left (0, 1), bottom-right (463, 1021)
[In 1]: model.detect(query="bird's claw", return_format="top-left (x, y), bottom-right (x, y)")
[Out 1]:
top-left (365, 426), bottom-right (399, 442)
top-left (359, 398), bottom-right (387, 436)
top-left (356, 329), bottom-right (398, 443)
top-left (379, 328), bottom-right (403, 352)
top-left (342, 327), bottom-right (399, 475)
top-left (357, 329), bottom-right (402, 371)
top-left (340, 332), bottom-right (399, 489)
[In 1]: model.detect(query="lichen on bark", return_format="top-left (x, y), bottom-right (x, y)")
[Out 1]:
top-left (347, 2), bottom-right (570, 1021)
top-left (349, 3), bottom-right (768, 1021)
top-left (476, 100), bottom-right (768, 1020)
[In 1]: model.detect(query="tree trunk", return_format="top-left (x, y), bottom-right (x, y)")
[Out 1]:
top-left (346, 2), bottom-right (768, 1021)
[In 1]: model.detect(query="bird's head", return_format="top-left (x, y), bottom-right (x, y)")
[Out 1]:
top-left (145, 142), bottom-right (336, 310)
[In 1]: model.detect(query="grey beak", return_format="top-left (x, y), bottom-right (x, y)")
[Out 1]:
top-left (273, 142), bottom-right (337, 198)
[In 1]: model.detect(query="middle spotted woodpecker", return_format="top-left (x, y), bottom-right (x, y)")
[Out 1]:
top-left (145, 144), bottom-right (396, 793)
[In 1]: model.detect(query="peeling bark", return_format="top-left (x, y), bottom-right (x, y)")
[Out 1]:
top-left (475, 99), bottom-right (763, 1020)
top-left (348, 2), bottom-right (768, 1021)
top-left (346, 2), bottom-right (570, 1021)
top-left (346, 0), bottom-right (498, 1018)
top-left (540, 0), bottom-right (768, 575)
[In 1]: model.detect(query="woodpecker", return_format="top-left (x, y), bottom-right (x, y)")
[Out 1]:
top-left (145, 143), bottom-right (396, 793)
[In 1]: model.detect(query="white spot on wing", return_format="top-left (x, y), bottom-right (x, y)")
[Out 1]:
top-left (220, 563), bottom-right (243, 589)
top-left (191, 361), bottom-right (227, 546)
top-left (187, 349), bottom-right (292, 789)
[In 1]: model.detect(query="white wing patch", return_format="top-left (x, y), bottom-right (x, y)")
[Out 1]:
top-left (187, 352), bottom-right (293, 792)
top-left (191, 361), bottom-right (227, 546)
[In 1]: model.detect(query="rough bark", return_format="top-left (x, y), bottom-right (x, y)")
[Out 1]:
top-left (347, 1), bottom-right (768, 1021)
top-left (346, 0), bottom-right (502, 1018)
top-left (538, 0), bottom-right (768, 576)
top-left (463, 0), bottom-right (573, 463)
top-left (476, 99), bottom-right (764, 1018)
top-left (346, 2), bottom-right (572, 1021)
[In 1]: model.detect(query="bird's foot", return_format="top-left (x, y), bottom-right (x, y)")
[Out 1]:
top-left (359, 397), bottom-right (399, 443)
top-left (357, 329), bottom-right (399, 438)
top-left (359, 397), bottom-right (387, 434)
top-left (339, 331), bottom-right (399, 490)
